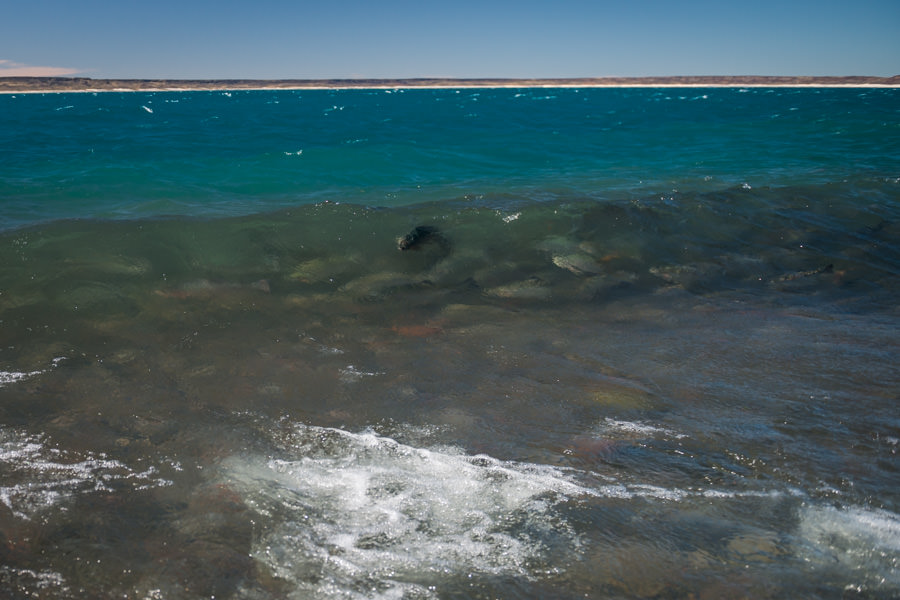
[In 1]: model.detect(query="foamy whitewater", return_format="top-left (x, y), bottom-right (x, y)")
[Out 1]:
top-left (0, 87), bottom-right (898, 598)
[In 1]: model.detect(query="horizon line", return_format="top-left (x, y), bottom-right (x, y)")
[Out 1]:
top-left (2, 74), bottom-right (899, 93)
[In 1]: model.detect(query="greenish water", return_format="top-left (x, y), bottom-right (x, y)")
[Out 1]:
top-left (1, 88), bottom-right (899, 599)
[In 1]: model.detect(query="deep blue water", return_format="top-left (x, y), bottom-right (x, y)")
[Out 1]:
top-left (1, 87), bottom-right (899, 599)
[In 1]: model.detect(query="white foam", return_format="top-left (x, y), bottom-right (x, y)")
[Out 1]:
top-left (598, 417), bottom-right (686, 439)
top-left (0, 357), bottom-right (65, 388)
top-left (0, 428), bottom-right (173, 519)
top-left (0, 567), bottom-right (70, 595)
top-left (339, 365), bottom-right (384, 383)
top-left (222, 424), bottom-right (595, 598)
top-left (0, 369), bottom-right (42, 387)
top-left (223, 422), bottom-right (900, 597)
top-left (797, 504), bottom-right (900, 586)
top-left (590, 482), bottom-right (790, 502)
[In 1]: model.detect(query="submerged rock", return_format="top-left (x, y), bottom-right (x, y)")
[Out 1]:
top-left (577, 271), bottom-right (640, 298)
top-left (537, 235), bottom-right (580, 255)
top-left (338, 271), bottom-right (418, 297)
top-left (484, 277), bottom-right (552, 300)
top-left (288, 256), bottom-right (353, 284)
top-left (397, 225), bottom-right (442, 250)
top-left (154, 278), bottom-right (271, 300)
top-left (771, 264), bottom-right (836, 290)
top-left (552, 253), bottom-right (605, 276)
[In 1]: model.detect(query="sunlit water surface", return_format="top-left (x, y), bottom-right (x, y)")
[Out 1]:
top-left (1, 87), bottom-right (898, 599)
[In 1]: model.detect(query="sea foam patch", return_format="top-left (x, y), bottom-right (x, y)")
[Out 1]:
top-left (220, 422), bottom-right (900, 598)
top-left (0, 428), bottom-right (174, 519)
top-left (222, 424), bottom-right (596, 599)
top-left (0, 370), bottom-right (43, 387)
top-left (0, 566), bottom-right (70, 599)
top-left (797, 504), bottom-right (900, 589)
top-left (0, 357), bottom-right (65, 388)
top-left (597, 417), bottom-right (686, 439)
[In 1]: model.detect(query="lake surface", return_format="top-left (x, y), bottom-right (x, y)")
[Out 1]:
top-left (1, 87), bottom-right (898, 599)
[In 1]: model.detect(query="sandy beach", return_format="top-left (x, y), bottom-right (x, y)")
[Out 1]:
top-left (2, 75), bottom-right (898, 93)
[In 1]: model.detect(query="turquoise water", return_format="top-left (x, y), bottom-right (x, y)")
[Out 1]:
top-left (3, 87), bottom-right (898, 228)
top-left (1, 87), bottom-right (899, 599)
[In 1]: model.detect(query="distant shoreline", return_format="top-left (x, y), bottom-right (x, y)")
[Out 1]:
top-left (1, 75), bottom-right (898, 93)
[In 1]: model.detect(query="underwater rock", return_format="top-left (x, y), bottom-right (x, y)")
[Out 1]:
top-left (62, 282), bottom-right (135, 311)
top-left (648, 262), bottom-right (728, 292)
top-left (725, 532), bottom-right (785, 563)
top-left (423, 246), bottom-right (487, 286)
top-left (484, 277), bottom-right (552, 300)
top-left (0, 289), bottom-right (45, 312)
top-left (338, 271), bottom-right (419, 300)
top-left (397, 225), bottom-right (442, 250)
top-left (143, 482), bottom-right (256, 599)
top-left (584, 378), bottom-right (658, 411)
top-left (537, 235), bottom-right (580, 255)
top-left (471, 260), bottom-right (526, 288)
top-left (551, 253), bottom-right (605, 276)
top-left (288, 255), bottom-right (356, 284)
top-left (577, 271), bottom-right (640, 298)
top-left (68, 255), bottom-right (152, 277)
top-left (391, 322), bottom-right (444, 338)
top-left (154, 278), bottom-right (271, 300)
top-left (771, 264), bottom-right (836, 290)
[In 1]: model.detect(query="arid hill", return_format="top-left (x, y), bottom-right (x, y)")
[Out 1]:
top-left (2, 75), bottom-right (898, 92)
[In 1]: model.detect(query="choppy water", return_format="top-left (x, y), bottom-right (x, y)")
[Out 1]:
top-left (1, 87), bottom-right (899, 599)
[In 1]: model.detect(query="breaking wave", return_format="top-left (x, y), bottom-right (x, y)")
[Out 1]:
top-left (222, 424), bottom-right (596, 598)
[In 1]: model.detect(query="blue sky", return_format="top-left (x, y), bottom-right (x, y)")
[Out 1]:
top-left (2, 0), bottom-right (898, 79)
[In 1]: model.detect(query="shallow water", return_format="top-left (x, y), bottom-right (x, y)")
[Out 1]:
top-left (1, 88), bottom-right (899, 599)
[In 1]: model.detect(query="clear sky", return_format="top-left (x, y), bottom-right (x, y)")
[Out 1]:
top-left (2, 0), bottom-right (898, 79)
